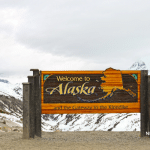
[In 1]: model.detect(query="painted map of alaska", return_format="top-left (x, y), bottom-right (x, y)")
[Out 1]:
top-left (78, 68), bottom-right (136, 102)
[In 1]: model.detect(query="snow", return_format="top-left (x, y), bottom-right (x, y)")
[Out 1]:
top-left (0, 80), bottom-right (22, 100)
top-left (0, 113), bottom-right (22, 127)
top-left (40, 113), bottom-right (140, 132)
top-left (130, 60), bottom-right (147, 70)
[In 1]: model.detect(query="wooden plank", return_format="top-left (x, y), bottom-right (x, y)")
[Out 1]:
top-left (41, 70), bottom-right (141, 74)
top-left (140, 70), bottom-right (148, 137)
top-left (30, 69), bottom-right (41, 138)
top-left (41, 103), bottom-right (140, 109)
top-left (28, 76), bottom-right (35, 138)
top-left (42, 109), bottom-right (140, 114)
top-left (22, 83), bottom-right (31, 139)
top-left (148, 76), bottom-right (150, 138)
top-left (41, 69), bottom-right (141, 114)
top-left (42, 74), bottom-right (139, 103)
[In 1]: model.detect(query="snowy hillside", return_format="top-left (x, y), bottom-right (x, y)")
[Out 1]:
top-left (0, 60), bottom-right (148, 132)
top-left (0, 79), bottom-right (22, 100)
top-left (129, 60), bottom-right (147, 70)
top-left (41, 113), bottom-right (140, 132)
top-left (130, 58), bottom-right (150, 74)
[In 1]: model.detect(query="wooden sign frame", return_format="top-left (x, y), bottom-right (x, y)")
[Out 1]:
top-left (41, 69), bottom-right (141, 114)
top-left (23, 69), bottom-right (149, 139)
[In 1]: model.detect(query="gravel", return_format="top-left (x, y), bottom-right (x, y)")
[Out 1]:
top-left (0, 131), bottom-right (150, 150)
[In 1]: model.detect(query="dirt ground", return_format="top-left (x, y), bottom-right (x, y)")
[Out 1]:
top-left (0, 131), bottom-right (150, 150)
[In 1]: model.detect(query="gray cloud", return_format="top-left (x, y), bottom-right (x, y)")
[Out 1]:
top-left (0, 0), bottom-right (150, 80)
top-left (14, 1), bottom-right (150, 60)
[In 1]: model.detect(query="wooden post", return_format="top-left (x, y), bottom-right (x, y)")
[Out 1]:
top-left (148, 75), bottom-right (150, 137)
top-left (140, 70), bottom-right (148, 137)
top-left (30, 69), bottom-right (41, 137)
top-left (28, 76), bottom-right (35, 138)
top-left (22, 83), bottom-right (31, 139)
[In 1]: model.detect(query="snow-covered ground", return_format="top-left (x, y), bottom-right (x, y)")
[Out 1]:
top-left (41, 113), bottom-right (140, 132)
top-left (0, 113), bottom-right (22, 127)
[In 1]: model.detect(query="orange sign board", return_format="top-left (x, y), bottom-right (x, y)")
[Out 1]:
top-left (41, 68), bottom-right (141, 114)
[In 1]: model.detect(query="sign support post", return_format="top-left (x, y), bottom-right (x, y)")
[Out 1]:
top-left (28, 76), bottom-right (35, 138)
top-left (148, 75), bottom-right (150, 138)
top-left (140, 70), bottom-right (148, 137)
top-left (22, 82), bottom-right (31, 139)
top-left (30, 69), bottom-right (41, 137)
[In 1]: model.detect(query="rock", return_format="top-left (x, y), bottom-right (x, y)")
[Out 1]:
top-left (13, 128), bottom-right (18, 131)
top-left (12, 126), bottom-right (23, 132)
top-left (55, 130), bottom-right (62, 132)
top-left (0, 109), bottom-right (9, 114)
top-left (0, 119), bottom-right (6, 124)
top-left (20, 118), bottom-right (23, 122)
top-left (1, 126), bottom-right (11, 132)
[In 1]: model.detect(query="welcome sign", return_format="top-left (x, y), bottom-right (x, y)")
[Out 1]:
top-left (23, 69), bottom-right (148, 138)
top-left (41, 68), bottom-right (141, 114)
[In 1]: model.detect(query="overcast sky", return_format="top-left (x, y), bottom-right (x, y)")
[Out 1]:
top-left (0, 0), bottom-right (150, 83)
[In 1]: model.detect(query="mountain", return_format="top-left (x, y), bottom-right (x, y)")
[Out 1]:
top-left (0, 60), bottom-right (148, 132)
top-left (0, 79), bottom-right (22, 100)
top-left (0, 79), bottom-right (23, 132)
top-left (129, 60), bottom-right (147, 70)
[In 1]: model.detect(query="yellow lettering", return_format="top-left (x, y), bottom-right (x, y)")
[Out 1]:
top-left (88, 86), bottom-right (96, 94)
top-left (56, 76), bottom-right (64, 81)
top-left (64, 81), bottom-right (72, 94)
top-left (46, 83), bottom-right (63, 95)
top-left (80, 82), bottom-right (90, 95)
top-left (46, 81), bottom-right (96, 96)
top-left (79, 77), bottom-right (83, 81)
top-left (67, 86), bottom-right (76, 95)
top-left (56, 76), bottom-right (83, 82)
top-left (76, 86), bottom-right (81, 94)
